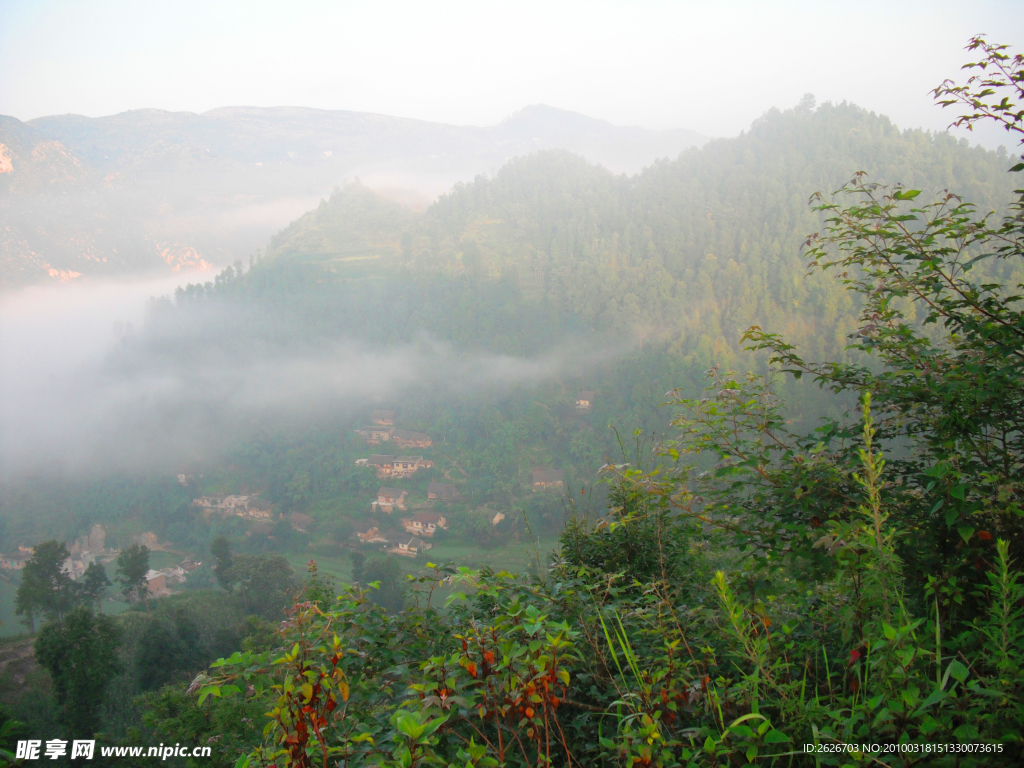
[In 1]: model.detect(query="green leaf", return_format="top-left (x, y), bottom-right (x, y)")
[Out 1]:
top-left (197, 686), bottom-right (220, 705)
top-left (958, 526), bottom-right (975, 543)
top-left (763, 730), bottom-right (790, 743)
top-left (947, 659), bottom-right (969, 683)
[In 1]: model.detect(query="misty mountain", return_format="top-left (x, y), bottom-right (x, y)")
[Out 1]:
top-left (248, 99), bottom-right (1018, 362)
top-left (7, 98), bottom-right (1012, 481)
top-left (0, 105), bottom-right (706, 288)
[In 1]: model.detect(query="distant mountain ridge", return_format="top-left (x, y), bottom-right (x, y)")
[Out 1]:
top-left (0, 105), bottom-right (707, 287)
top-left (21, 104), bottom-right (705, 173)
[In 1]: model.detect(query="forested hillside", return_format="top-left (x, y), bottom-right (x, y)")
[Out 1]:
top-left (0, 105), bottom-right (706, 287)
top-left (251, 96), bottom-right (1017, 364)
top-left (3, 44), bottom-right (1024, 764)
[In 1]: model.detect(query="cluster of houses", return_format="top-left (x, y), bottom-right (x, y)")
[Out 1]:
top-left (191, 493), bottom-right (313, 536)
top-left (355, 410), bottom-right (433, 448)
top-left (356, 527), bottom-right (436, 558)
top-left (354, 410), bottom-right (435, 478)
top-left (531, 469), bottom-right (565, 490)
top-left (0, 525), bottom-right (118, 577)
top-left (356, 454), bottom-right (434, 478)
top-left (370, 482), bottom-right (459, 514)
top-left (356, 478), bottom-right (461, 557)
top-left (192, 493), bottom-right (274, 520)
top-left (1, 524), bottom-right (198, 599)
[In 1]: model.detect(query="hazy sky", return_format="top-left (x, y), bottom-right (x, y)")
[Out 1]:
top-left (1, 0), bottom-right (1022, 145)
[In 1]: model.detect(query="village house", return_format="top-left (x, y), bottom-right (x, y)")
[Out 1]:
top-left (290, 512), bottom-right (313, 533)
top-left (391, 537), bottom-right (431, 557)
top-left (372, 487), bottom-right (408, 512)
top-left (0, 551), bottom-right (31, 571)
top-left (161, 566), bottom-right (188, 584)
top-left (356, 425), bottom-right (394, 444)
top-left (146, 570), bottom-right (170, 597)
top-left (371, 409), bottom-right (397, 426)
top-left (242, 500), bottom-right (275, 520)
top-left (192, 494), bottom-right (252, 511)
top-left (356, 527), bottom-right (389, 544)
top-left (392, 456), bottom-right (433, 477)
top-left (366, 454), bottom-right (396, 477)
top-left (392, 429), bottom-right (432, 449)
top-left (400, 511), bottom-right (448, 537)
top-left (62, 554), bottom-right (94, 580)
top-left (576, 391), bottom-right (596, 410)
top-left (427, 482), bottom-right (459, 501)
top-left (192, 493), bottom-right (228, 508)
top-left (531, 469), bottom-right (565, 490)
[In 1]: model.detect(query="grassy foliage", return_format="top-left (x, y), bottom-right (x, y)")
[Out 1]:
top-left (151, 38), bottom-right (1024, 767)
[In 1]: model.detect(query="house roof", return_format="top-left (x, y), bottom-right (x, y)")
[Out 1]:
top-left (368, 454), bottom-right (396, 465)
top-left (532, 469), bottom-right (565, 483)
top-left (427, 482), bottom-right (458, 498)
top-left (394, 455), bottom-right (424, 462)
top-left (393, 429), bottom-right (429, 441)
top-left (413, 511), bottom-right (444, 524)
top-left (378, 487), bottom-right (407, 498)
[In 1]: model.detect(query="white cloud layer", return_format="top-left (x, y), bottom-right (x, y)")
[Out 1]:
top-left (1, 0), bottom-right (1022, 148)
top-left (0, 276), bottom-right (617, 475)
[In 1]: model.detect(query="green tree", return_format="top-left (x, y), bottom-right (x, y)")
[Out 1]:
top-left (80, 561), bottom-right (111, 610)
top-left (358, 554), bottom-right (405, 613)
top-left (14, 540), bottom-right (75, 631)
top-left (231, 554), bottom-right (295, 618)
top-left (116, 543), bottom-right (150, 603)
top-left (34, 605), bottom-right (120, 738)
top-left (210, 536), bottom-right (234, 593)
top-left (134, 607), bottom-right (205, 691)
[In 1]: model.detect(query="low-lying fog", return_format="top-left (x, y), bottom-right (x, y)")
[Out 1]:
top-left (0, 275), bottom-right (619, 478)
